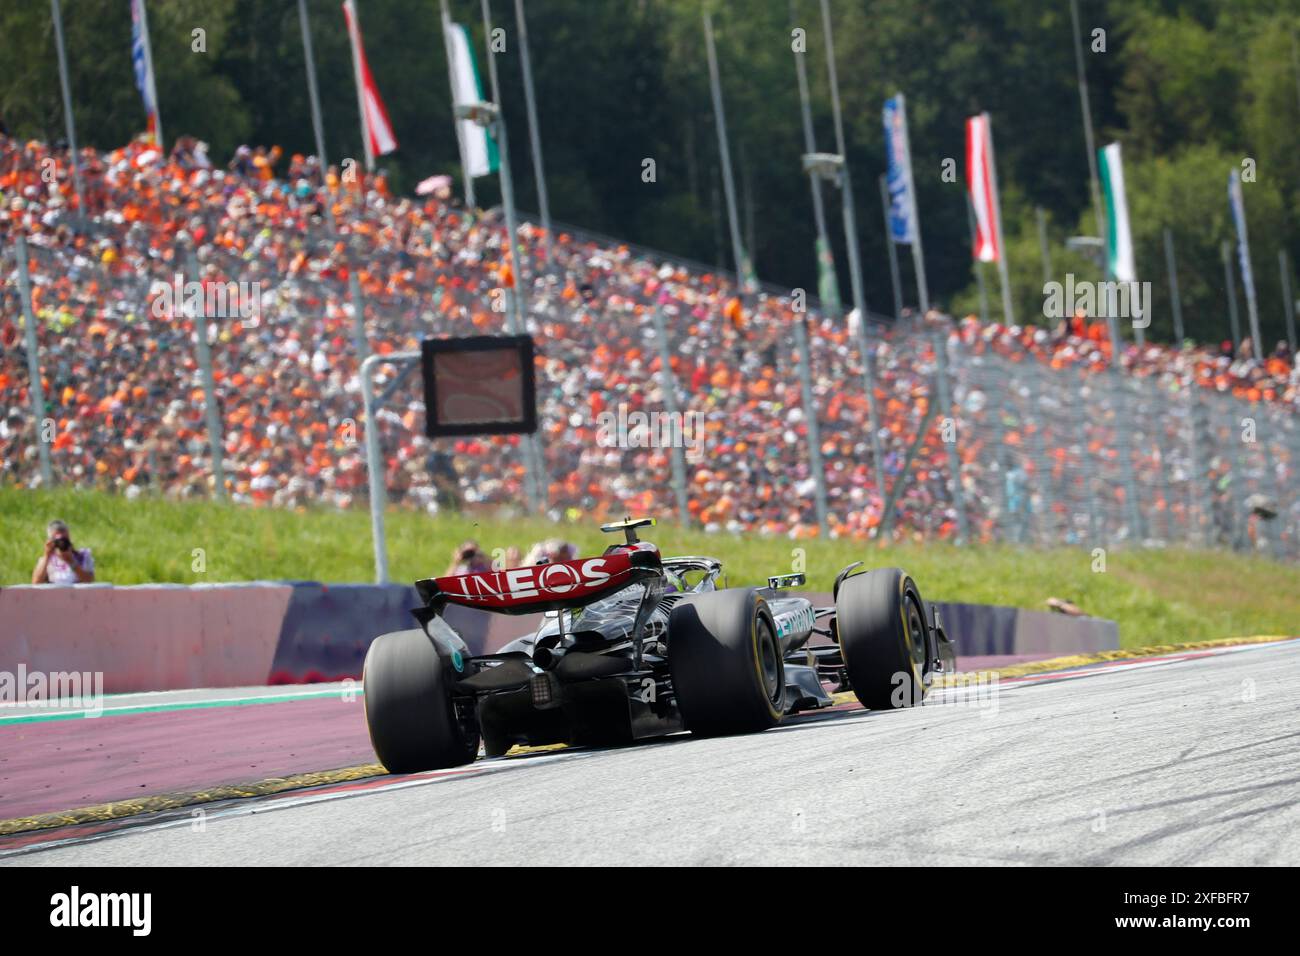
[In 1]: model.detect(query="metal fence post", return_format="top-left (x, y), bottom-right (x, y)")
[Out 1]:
top-left (499, 288), bottom-right (542, 515)
top-left (793, 315), bottom-right (830, 535)
top-left (14, 234), bottom-right (55, 486)
top-left (931, 325), bottom-right (969, 544)
top-left (1257, 421), bottom-right (1285, 560)
top-left (1222, 240), bottom-right (1243, 352)
top-left (651, 304), bottom-right (692, 527)
top-left (1283, 422), bottom-right (1300, 560)
top-left (1282, 249), bottom-right (1299, 355)
top-left (1183, 384), bottom-right (1204, 547)
top-left (856, 325), bottom-right (887, 499)
top-left (988, 361), bottom-right (1013, 542)
top-left (1110, 367), bottom-right (1146, 542)
top-left (361, 353), bottom-right (390, 584)
top-left (1148, 382), bottom-right (1174, 541)
top-left (1164, 228), bottom-right (1185, 347)
top-left (1076, 372), bottom-right (1101, 545)
top-left (187, 248), bottom-right (227, 498)
top-left (1028, 362), bottom-right (1057, 546)
top-left (1220, 403), bottom-right (1243, 549)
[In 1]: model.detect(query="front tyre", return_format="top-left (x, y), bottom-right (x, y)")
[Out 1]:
top-left (363, 628), bottom-right (479, 773)
top-left (668, 588), bottom-right (784, 736)
top-left (836, 568), bottom-right (930, 710)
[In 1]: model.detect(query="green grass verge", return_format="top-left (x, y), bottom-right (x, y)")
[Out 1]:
top-left (3, 487), bottom-right (1295, 649)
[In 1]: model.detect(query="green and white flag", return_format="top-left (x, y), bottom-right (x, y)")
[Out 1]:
top-left (815, 236), bottom-right (842, 316)
top-left (1099, 142), bottom-right (1135, 282)
top-left (444, 18), bottom-right (499, 178)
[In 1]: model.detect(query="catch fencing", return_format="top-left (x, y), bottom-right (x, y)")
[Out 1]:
top-left (2, 214), bottom-right (1296, 559)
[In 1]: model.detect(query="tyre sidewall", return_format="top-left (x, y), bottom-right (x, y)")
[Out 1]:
top-left (836, 569), bottom-right (928, 710)
top-left (668, 588), bottom-right (784, 735)
top-left (363, 628), bottom-right (478, 772)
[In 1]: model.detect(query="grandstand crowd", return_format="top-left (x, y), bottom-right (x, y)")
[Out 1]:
top-left (1, 133), bottom-right (1297, 545)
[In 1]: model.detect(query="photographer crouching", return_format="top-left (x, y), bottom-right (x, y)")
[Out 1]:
top-left (31, 519), bottom-right (95, 584)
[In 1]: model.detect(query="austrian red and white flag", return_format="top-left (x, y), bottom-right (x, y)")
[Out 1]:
top-left (342, 0), bottom-right (398, 164)
top-left (966, 114), bottom-right (999, 263)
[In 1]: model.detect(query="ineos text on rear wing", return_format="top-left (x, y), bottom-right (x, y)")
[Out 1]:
top-left (415, 546), bottom-right (663, 616)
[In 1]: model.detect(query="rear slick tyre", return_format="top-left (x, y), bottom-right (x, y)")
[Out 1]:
top-left (363, 628), bottom-right (479, 773)
top-left (835, 569), bottom-right (930, 710)
top-left (668, 588), bottom-right (784, 736)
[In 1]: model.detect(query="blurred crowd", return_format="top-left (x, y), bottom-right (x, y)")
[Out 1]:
top-left (1, 132), bottom-right (1296, 546)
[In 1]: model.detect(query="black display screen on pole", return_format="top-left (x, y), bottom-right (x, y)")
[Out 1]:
top-left (420, 334), bottom-right (537, 437)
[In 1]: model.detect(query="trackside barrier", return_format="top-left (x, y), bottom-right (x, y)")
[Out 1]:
top-left (446, 595), bottom-right (1119, 657)
top-left (0, 583), bottom-right (292, 693)
top-left (0, 584), bottom-right (1118, 693)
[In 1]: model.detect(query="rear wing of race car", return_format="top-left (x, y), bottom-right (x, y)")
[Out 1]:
top-left (415, 542), bottom-right (663, 618)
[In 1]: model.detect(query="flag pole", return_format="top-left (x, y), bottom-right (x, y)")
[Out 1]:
top-left (967, 195), bottom-right (990, 325)
top-left (879, 174), bottom-right (904, 319)
top-left (514, 0), bottom-right (552, 261)
top-left (1164, 228), bottom-right (1185, 347)
top-left (439, 0), bottom-right (475, 208)
top-left (1070, 0), bottom-right (1105, 261)
top-left (480, 0), bottom-right (545, 513)
top-left (703, 10), bottom-right (748, 291)
top-left (479, 0), bottom-right (526, 332)
top-left (14, 233), bottom-right (54, 486)
top-left (343, 0), bottom-right (376, 174)
top-left (298, 0), bottom-right (338, 234)
top-left (1222, 240), bottom-right (1243, 352)
top-left (710, 7), bottom-right (824, 532)
top-left (50, 0), bottom-right (86, 227)
top-left (820, 0), bottom-right (885, 501)
top-left (791, 0), bottom-right (840, 320)
top-left (895, 93), bottom-right (929, 314)
top-left (1036, 207), bottom-right (1052, 285)
top-left (1292, 30), bottom-right (1300, 139)
top-left (1230, 170), bottom-right (1264, 359)
top-left (298, 0), bottom-right (367, 371)
top-left (1280, 249), bottom-right (1298, 355)
top-left (820, 0), bottom-right (868, 326)
top-left (983, 112), bottom-right (1014, 325)
top-left (136, 0), bottom-right (163, 150)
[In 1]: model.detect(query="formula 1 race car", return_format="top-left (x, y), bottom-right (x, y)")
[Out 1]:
top-left (362, 518), bottom-right (956, 772)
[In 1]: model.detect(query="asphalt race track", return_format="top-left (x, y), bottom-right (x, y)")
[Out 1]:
top-left (4, 639), bottom-right (1298, 866)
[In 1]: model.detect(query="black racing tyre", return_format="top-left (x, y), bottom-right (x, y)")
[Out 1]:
top-left (363, 628), bottom-right (479, 773)
top-left (835, 568), bottom-right (930, 710)
top-left (668, 588), bottom-right (784, 736)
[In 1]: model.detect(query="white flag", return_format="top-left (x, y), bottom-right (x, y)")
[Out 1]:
top-left (1100, 143), bottom-right (1135, 282)
top-left (444, 15), bottom-right (499, 179)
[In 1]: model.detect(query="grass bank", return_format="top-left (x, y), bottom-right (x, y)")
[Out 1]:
top-left (2, 487), bottom-right (1294, 648)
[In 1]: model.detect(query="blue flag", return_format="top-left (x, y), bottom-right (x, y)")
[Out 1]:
top-left (130, 0), bottom-right (160, 144)
top-left (883, 95), bottom-right (916, 245)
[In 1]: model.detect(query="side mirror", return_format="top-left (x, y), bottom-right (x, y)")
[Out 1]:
top-left (767, 573), bottom-right (806, 590)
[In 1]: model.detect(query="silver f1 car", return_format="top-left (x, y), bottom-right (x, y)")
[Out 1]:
top-left (362, 518), bottom-right (956, 772)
